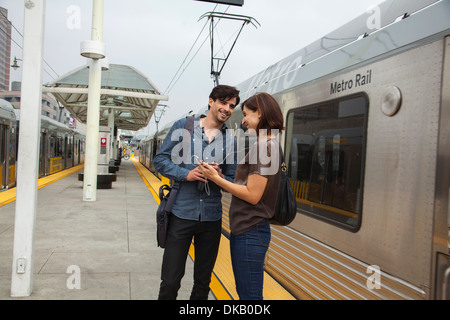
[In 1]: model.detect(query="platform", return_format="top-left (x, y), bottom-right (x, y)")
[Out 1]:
top-left (0, 160), bottom-right (204, 299)
top-left (0, 157), bottom-right (294, 300)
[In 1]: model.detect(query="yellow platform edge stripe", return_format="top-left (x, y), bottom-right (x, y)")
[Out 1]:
top-left (131, 158), bottom-right (295, 300)
top-left (0, 164), bottom-right (84, 207)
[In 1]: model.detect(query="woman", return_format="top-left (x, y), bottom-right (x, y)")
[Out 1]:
top-left (198, 92), bottom-right (284, 300)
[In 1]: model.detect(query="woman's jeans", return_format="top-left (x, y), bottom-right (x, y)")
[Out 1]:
top-left (230, 220), bottom-right (271, 300)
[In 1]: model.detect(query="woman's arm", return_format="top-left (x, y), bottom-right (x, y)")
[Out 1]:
top-left (199, 162), bottom-right (267, 205)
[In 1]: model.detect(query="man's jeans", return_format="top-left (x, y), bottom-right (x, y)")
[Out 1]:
top-left (158, 215), bottom-right (222, 300)
top-left (230, 220), bottom-right (271, 300)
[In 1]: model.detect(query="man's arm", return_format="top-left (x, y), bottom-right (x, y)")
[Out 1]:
top-left (153, 119), bottom-right (191, 181)
top-left (153, 118), bottom-right (207, 183)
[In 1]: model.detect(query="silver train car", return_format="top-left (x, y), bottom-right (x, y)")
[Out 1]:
top-left (38, 115), bottom-right (85, 177)
top-left (0, 98), bottom-right (85, 191)
top-left (140, 121), bottom-right (174, 175)
top-left (141, 0), bottom-right (449, 299)
top-left (222, 0), bottom-right (449, 299)
top-left (0, 99), bottom-right (18, 190)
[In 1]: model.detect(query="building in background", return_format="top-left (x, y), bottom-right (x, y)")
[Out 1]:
top-left (0, 6), bottom-right (81, 130)
top-left (0, 7), bottom-right (12, 91)
top-left (0, 82), bottom-right (76, 127)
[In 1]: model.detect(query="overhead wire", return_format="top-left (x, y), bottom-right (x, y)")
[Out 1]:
top-left (163, 17), bottom-right (210, 95)
top-left (213, 23), bottom-right (241, 59)
top-left (164, 4), bottom-right (230, 95)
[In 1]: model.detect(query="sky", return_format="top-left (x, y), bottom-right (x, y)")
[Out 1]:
top-left (1, 0), bottom-right (386, 135)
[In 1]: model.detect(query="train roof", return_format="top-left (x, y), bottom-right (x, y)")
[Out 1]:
top-left (236, 0), bottom-right (448, 100)
top-left (141, 106), bottom-right (208, 141)
top-left (0, 99), bottom-right (17, 122)
top-left (13, 109), bottom-right (81, 134)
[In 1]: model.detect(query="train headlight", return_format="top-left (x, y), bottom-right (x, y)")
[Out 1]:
top-left (381, 86), bottom-right (402, 116)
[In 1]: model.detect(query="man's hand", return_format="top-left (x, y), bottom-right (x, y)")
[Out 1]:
top-left (186, 166), bottom-right (206, 182)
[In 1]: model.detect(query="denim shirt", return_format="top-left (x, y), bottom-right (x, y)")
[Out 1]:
top-left (153, 116), bottom-right (237, 221)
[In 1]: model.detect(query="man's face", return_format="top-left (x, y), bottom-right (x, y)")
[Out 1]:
top-left (209, 97), bottom-right (237, 123)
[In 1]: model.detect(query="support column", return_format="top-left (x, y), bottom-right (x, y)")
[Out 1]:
top-left (108, 108), bottom-right (115, 161)
top-left (82, 0), bottom-right (105, 201)
top-left (10, 0), bottom-right (46, 297)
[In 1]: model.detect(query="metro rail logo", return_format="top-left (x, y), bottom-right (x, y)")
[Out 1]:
top-left (330, 70), bottom-right (372, 95)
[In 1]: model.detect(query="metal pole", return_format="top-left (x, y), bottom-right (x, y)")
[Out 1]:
top-left (10, 0), bottom-right (46, 297)
top-left (108, 108), bottom-right (115, 161)
top-left (82, 0), bottom-right (104, 201)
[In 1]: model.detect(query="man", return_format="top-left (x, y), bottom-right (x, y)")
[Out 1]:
top-left (154, 85), bottom-right (239, 300)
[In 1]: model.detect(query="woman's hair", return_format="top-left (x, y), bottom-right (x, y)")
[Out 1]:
top-left (242, 92), bottom-right (285, 135)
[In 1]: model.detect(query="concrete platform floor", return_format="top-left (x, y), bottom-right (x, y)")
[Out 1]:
top-left (0, 159), bottom-right (207, 300)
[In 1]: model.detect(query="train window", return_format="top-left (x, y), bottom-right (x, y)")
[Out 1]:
top-left (285, 94), bottom-right (367, 232)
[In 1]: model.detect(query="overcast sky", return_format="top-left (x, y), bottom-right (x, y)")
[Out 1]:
top-left (1, 0), bottom-right (386, 134)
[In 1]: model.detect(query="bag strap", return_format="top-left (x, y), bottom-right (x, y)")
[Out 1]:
top-left (178, 116), bottom-right (195, 170)
top-left (278, 143), bottom-right (287, 175)
top-left (280, 152), bottom-right (287, 175)
top-left (184, 116), bottom-right (195, 140)
top-left (164, 182), bottom-right (180, 209)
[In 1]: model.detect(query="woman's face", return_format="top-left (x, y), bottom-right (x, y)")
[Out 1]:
top-left (241, 105), bottom-right (260, 134)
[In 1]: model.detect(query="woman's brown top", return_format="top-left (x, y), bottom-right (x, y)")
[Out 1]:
top-left (229, 138), bottom-right (281, 235)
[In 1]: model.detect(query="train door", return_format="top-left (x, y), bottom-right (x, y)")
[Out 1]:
top-left (69, 136), bottom-right (74, 167)
top-left (0, 124), bottom-right (14, 189)
top-left (64, 136), bottom-right (68, 169)
top-left (77, 139), bottom-right (81, 165)
top-left (74, 138), bottom-right (79, 165)
top-left (433, 36), bottom-right (450, 300)
top-left (0, 125), bottom-right (7, 189)
top-left (39, 132), bottom-right (47, 177)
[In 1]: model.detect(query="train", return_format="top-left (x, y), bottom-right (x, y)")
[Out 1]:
top-left (0, 98), bottom-right (85, 191)
top-left (139, 120), bottom-right (174, 177)
top-left (140, 0), bottom-right (449, 299)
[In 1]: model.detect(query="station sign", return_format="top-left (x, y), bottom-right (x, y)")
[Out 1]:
top-left (100, 137), bottom-right (107, 155)
top-left (194, 0), bottom-right (244, 6)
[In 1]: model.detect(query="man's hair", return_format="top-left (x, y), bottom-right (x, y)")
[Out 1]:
top-left (209, 85), bottom-right (240, 109)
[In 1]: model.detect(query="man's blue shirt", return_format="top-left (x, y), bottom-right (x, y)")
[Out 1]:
top-left (153, 116), bottom-right (237, 221)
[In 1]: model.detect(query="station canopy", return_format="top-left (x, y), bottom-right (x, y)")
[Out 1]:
top-left (43, 64), bottom-right (168, 131)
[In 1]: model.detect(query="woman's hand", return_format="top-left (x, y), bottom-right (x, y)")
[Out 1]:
top-left (197, 161), bottom-right (220, 182)
top-left (198, 158), bottom-right (268, 205)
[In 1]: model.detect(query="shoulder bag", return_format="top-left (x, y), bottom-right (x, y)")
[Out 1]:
top-left (271, 151), bottom-right (297, 226)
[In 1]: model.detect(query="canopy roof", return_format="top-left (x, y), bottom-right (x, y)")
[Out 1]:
top-left (43, 64), bottom-right (168, 131)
